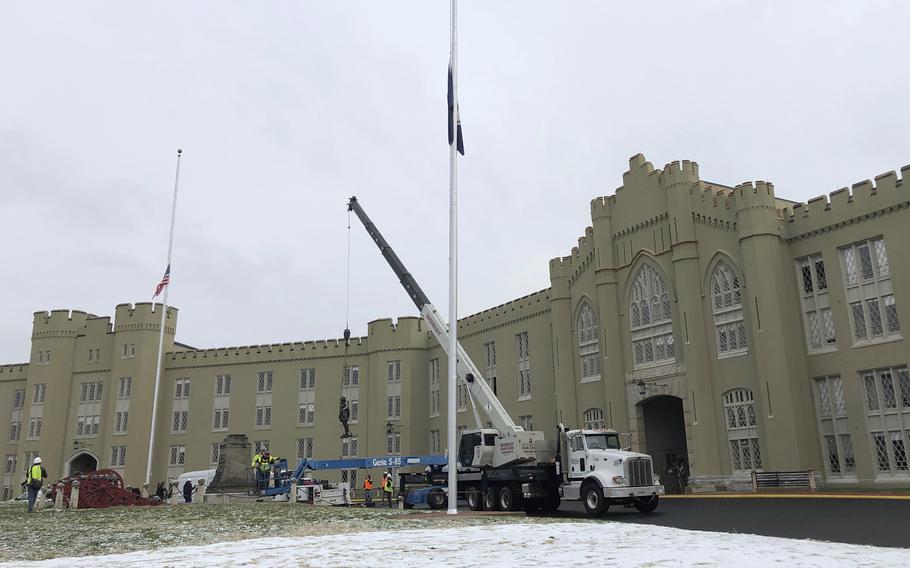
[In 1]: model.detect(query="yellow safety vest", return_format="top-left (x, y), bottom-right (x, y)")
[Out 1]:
top-left (27, 464), bottom-right (43, 484)
top-left (251, 454), bottom-right (262, 468)
top-left (383, 478), bottom-right (393, 493)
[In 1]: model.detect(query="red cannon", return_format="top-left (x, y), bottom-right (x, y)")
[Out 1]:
top-left (48, 469), bottom-right (161, 509)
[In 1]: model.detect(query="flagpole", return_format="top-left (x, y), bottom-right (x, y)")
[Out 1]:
top-left (446, 0), bottom-right (459, 516)
top-left (145, 149), bottom-right (183, 488)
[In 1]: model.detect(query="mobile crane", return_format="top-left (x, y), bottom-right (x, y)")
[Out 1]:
top-left (348, 196), bottom-right (663, 516)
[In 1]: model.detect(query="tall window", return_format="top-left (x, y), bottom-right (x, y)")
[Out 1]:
top-left (584, 408), bottom-right (606, 430)
top-left (172, 378), bottom-right (190, 434)
top-left (33, 384), bottom-right (46, 404)
top-left (456, 377), bottom-right (468, 412)
top-left (387, 361), bottom-right (402, 420)
top-left (109, 446), bottom-right (126, 468)
top-left (298, 368), bottom-right (316, 426)
top-left (722, 388), bottom-right (762, 472)
top-left (387, 432), bottom-right (401, 455)
top-left (813, 375), bottom-right (854, 476)
top-left (341, 436), bottom-right (358, 486)
top-left (213, 373), bottom-right (231, 432)
top-left (519, 415), bottom-right (533, 430)
top-left (342, 366), bottom-right (359, 423)
top-left (169, 445), bottom-right (186, 467)
top-left (27, 417), bottom-right (42, 440)
top-left (121, 343), bottom-right (136, 359)
top-left (517, 332), bottom-right (531, 399)
top-left (255, 405), bottom-right (272, 428)
top-left (484, 342), bottom-right (497, 396)
top-left (862, 366), bottom-right (910, 474)
top-left (256, 371), bottom-right (273, 393)
top-left (840, 238), bottom-right (900, 343)
top-left (711, 261), bottom-right (747, 356)
top-left (114, 410), bottom-right (129, 434)
top-left (630, 264), bottom-right (674, 367)
top-left (577, 302), bottom-right (602, 382)
top-left (76, 381), bottom-right (103, 438)
top-left (797, 253), bottom-right (835, 350)
top-left (429, 430), bottom-right (441, 454)
top-left (297, 438), bottom-right (315, 460)
top-left (118, 377), bottom-right (132, 399)
top-left (211, 443), bottom-right (221, 465)
top-left (429, 359), bottom-right (440, 417)
top-left (13, 389), bottom-right (24, 409)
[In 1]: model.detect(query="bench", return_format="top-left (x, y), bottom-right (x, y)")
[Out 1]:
top-left (751, 470), bottom-right (816, 492)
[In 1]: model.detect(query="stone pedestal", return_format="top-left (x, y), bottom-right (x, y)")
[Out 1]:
top-left (208, 434), bottom-right (252, 494)
top-left (70, 480), bottom-right (80, 510)
top-left (196, 479), bottom-right (207, 504)
top-left (54, 483), bottom-right (64, 510)
top-left (169, 480), bottom-right (180, 505)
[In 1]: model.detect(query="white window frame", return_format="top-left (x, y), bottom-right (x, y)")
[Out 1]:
top-left (118, 377), bottom-right (132, 399)
top-left (519, 415), bottom-right (533, 431)
top-left (584, 408), bottom-right (606, 430)
top-left (109, 446), bottom-right (127, 468)
top-left (484, 341), bottom-right (498, 396)
top-left (577, 302), bottom-right (602, 382)
top-left (812, 375), bottom-right (855, 477)
top-left (297, 437), bottom-right (314, 460)
top-left (429, 358), bottom-right (440, 417)
top-left (33, 383), bottom-right (46, 405)
top-left (722, 388), bottom-right (762, 473)
top-left (114, 410), bottom-right (129, 434)
top-left (169, 445), bottom-right (186, 467)
top-left (862, 366), bottom-right (910, 476)
top-left (712, 261), bottom-right (748, 357)
top-left (298, 368), bottom-right (316, 426)
top-left (257, 371), bottom-right (273, 394)
top-left (629, 264), bottom-right (674, 368)
top-left (517, 332), bottom-right (531, 400)
top-left (386, 360), bottom-right (402, 420)
top-left (840, 238), bottom-right (900, 345)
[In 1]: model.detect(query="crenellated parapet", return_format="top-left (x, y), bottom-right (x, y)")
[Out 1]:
top-left (688, 182), bottom-right (738, 232)
top-left (167, 335), bottom-right (368, 366)
top-left (31, 309), bottom-right (90, 340)
top-left (660, 159), bottom-right (700, 189)
top-left (0, 364), bottom-right (28, 382)
top-left (734, 180), bottom-right (781, 239)
top-left (458, 289), bottom-right (551, 336)
top-left (114, 302), bottom-right (177, 334)
top-left (783, 165), bottom-right (910, 241)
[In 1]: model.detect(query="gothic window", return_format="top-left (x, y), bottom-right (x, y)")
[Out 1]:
top-left (629, 264), bottom-right (674, 367)
top-left (577, 301), bottom-right (601, 382)
top-left (840, 238), bottom-right (900, 344)
top-left (813, 375), bottom-right (854, 476)
top-left (722, 388), bottom-right (762, 472)
top-left (797, 254), bottom-right (836, 351)
top-left (583, 408), bottom-right (606, 430)
top-left (711, 261), bottom-right (747, 356)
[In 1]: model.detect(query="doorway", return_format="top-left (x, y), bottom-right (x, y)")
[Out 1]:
top-left (68, 452), bottom-right (98, 476)
top-left (640, 395), bottom-right (688, 493)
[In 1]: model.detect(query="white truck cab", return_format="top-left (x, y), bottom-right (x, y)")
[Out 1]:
top-left (559, 428), bottom-right (664, 515)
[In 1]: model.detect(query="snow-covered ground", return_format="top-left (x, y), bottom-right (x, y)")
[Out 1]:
top-left (8, 521), bottom-right (909, 568)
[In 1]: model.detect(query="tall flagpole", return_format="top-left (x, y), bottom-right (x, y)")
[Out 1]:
top-left (447, 0), bottom-right (459, 516)
top-left (145, 148), bottom-right (183, 487)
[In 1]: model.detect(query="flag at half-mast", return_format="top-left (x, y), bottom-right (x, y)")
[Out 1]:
top-left (153, 264), bottom-right (171, 298)
top-left (447, 60), bottom-right (465, 155)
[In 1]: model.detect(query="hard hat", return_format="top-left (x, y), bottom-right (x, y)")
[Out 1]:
top-left (33, 457), bottom-right (42, 464)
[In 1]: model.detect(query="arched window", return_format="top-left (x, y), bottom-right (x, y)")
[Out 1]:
top-left (629, 264), bottom-right (674, 367)
top-left (577, 301), bottom-right (601, 382)
top-left (712, 261), bottom-right (747, 356)
top-left (584, 408), bottom-right (605, 430)
top-left (722, 388), bottom-right (762, 472)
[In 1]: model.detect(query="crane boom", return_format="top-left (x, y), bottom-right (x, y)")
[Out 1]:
top-left (347, 196), bottom-right (521, 434)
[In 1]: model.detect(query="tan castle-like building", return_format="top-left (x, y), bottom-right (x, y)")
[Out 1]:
top-left (3, 153), bottom-right (910, 497)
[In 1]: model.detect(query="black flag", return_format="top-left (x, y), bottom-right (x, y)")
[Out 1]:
top-left (447, 64), bottom-right (465, 155)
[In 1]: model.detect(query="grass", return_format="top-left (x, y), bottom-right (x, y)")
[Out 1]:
top-left (0, 501), bottom-right (564, 562)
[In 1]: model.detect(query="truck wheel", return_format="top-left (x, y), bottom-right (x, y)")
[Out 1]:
top-left (466, 487), bottom-right (484, 511)
top-left (428, 488), bottom-right (447, 510)
top-left (484, 487), bottom-right (500, 511)
top-left (582, 483), bottom-right (606, 517)
top-left (498, 486), bottom-right (521, 511)
top-left (633, 495), bottom-right (659, 513)
top-left (539, 493), bottom-right (561, 513)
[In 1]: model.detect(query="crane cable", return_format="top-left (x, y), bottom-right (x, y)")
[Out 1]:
top-left (340, 209), bottom-right (353, 460)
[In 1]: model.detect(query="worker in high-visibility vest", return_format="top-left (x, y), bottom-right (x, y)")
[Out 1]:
top-left (25, 457), bottom-right (47, 513)
top-left (383, 471), bottom-right (394, 508)
top-left (251, 450), bottom-right (266, 493)
top-left (362, 475), bottom-right (373, 505)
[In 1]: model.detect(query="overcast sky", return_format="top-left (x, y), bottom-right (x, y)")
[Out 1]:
top-left (1, 1), bottom-right (908, 363)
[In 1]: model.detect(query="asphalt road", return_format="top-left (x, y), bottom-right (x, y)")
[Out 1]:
top-left (541, 496), bottom-right (910, 548)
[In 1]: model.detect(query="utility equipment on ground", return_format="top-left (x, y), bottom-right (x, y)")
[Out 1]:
top-left (348, 196), bottom-right (664, 516)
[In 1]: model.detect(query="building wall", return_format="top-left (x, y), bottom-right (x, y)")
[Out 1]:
top-left (2, 154), bottom-right (909, 496)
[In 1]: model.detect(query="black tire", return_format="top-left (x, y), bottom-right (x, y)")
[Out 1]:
top-left (498, 486), bottom-right (521, 511)
top-left (466, 487), bottom-right (484, 511)
top-left (633, 495), bottom-right (659, 513)
top-left (427, 488), bottom-right (447, 510)
top-left (484, 487), bottom-right (500, 511)
top-left (539, 493), bottom-right (561, 513)
top-left (582, 482), bottom-right (606, 517)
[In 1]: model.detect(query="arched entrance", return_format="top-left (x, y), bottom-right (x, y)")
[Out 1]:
top-left (67, 451), bottom-right (98, 476)
top-left (640, 395), bottom-right (688, 493)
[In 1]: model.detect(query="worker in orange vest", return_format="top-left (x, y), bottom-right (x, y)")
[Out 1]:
top-left (362, 475), bottom-right (373, 505)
